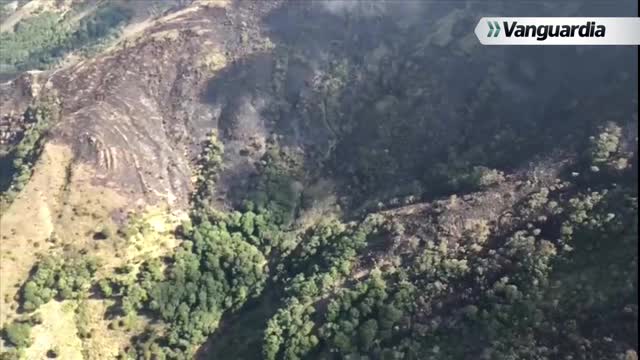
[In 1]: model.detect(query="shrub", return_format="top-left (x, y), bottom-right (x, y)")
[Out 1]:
top-left (3, 322), bottom-right (32, 348)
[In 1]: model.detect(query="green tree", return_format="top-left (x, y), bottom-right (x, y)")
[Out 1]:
top-left (3, 322), bottom-right (32, 348)
top-left (358, 319), bottom-right (379, 351)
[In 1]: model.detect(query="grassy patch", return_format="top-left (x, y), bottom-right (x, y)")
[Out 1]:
top-left (0, 143), bottom-right (72, 326)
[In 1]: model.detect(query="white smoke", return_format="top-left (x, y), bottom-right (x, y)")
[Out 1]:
top-left (316, 0), bottom-right (390, 17)
top-left (314, 0), bottom-right (428, 27)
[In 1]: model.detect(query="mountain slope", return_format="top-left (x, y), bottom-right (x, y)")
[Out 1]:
top-left (0, 0), bottom-right (637, 359)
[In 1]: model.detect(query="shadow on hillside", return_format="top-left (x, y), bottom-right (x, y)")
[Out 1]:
top-left (195, 0), bottom-right (638, 356)
top-left (200, 0), bottom-right (637, 214)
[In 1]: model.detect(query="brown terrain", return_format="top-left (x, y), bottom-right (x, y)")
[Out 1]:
top-left (0, 0), bottom-right (636, 358)
top-left (0, 0), bottom-right (285, 355)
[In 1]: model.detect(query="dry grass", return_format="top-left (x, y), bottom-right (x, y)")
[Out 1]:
top-left (119, 205), bottom-right (186, 265)
top-left (51, 159), bottom-right (127, 270)
top-left (24, 300), bottom-right (84, 360)
top-left (148, 28), bottom-right (181, 41)
top-left (0, 142), bottom-right (72, 326)
top-left (198, 48), bottom-right (228, 73)
top-left (0, 141), bottom-right (186, 356)
top-left (194, 0), bottom-right (230, 8)
top-left (79, 299), bottom-right (143, 360)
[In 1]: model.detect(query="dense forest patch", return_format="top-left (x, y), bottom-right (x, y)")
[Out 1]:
top-left (0, 4), bottom-right (132, 76)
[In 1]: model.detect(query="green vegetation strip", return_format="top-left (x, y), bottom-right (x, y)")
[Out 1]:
top-left (0, 5), bottom-right (132, 75)
top-left (1, 123), bottom-right (635, 360)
